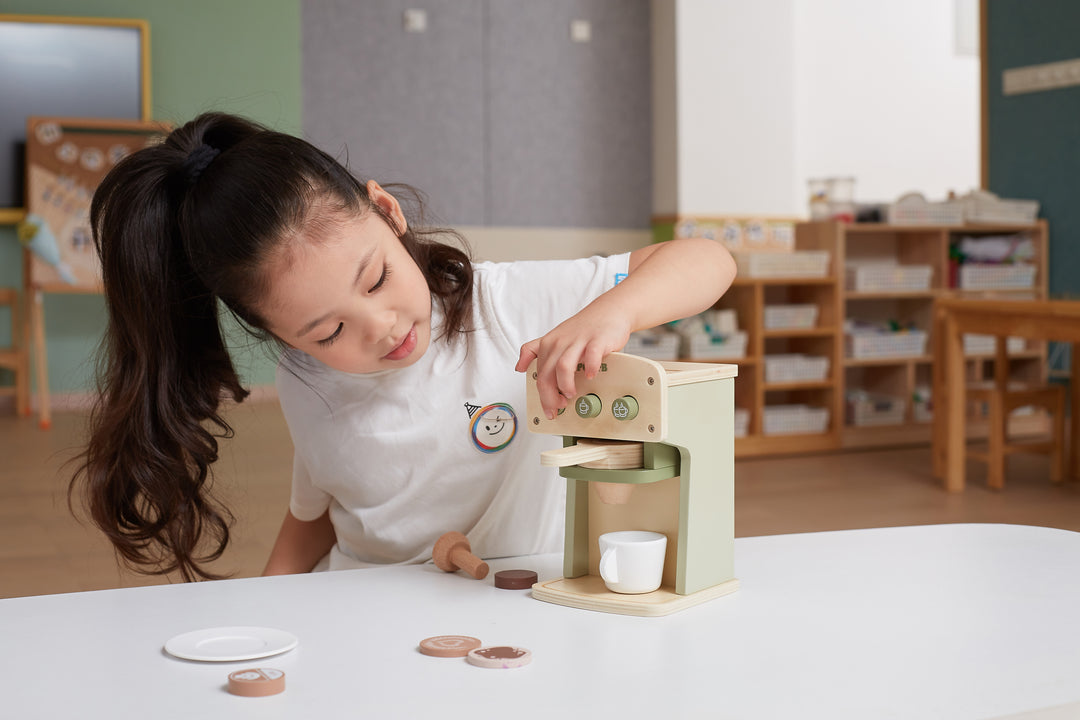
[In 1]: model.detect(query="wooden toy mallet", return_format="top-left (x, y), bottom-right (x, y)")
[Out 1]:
top-left (433, 531), bottom-right (489, 580)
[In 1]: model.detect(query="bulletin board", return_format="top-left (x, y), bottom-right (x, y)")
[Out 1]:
top-left (20, 117), bottom-right (168, 428)
top-left (23, 116), bottom-right (168, 291)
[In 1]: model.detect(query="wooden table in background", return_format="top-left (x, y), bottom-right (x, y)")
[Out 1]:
top-left (932, 298), bottom-right (1080, 492)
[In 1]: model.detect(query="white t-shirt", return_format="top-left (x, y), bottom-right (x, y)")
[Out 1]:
top-left (276, 253), bottom-right (630, 570)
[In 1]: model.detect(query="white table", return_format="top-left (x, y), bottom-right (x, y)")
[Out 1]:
top-left (3, 524), bottom-right (1080, 719)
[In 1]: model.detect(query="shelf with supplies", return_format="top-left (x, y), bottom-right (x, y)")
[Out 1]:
top-left (647, 217), bottom-right (1048, 457)
top-left (836, 219), bottom-right (1049, 450)
top-left (723, 220), bottom-right (844, 457)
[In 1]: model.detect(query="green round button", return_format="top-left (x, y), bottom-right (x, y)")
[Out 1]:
top-left (611, 395), bottom-right (639, 421)
top-left (574, 393), bottom-right (602, 419)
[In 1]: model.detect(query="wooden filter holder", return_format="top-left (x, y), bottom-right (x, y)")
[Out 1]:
top-left (526, 352), bottom-right (740, 616)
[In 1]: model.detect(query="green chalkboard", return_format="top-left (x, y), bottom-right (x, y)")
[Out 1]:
top-left (986, 0), bottom-right (1080, 297)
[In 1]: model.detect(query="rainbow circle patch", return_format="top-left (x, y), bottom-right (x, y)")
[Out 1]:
top-left (470, 403), bottom-right (517, 453)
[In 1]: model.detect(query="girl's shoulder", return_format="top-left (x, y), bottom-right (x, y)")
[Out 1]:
top-left (471, 253), bottom-right (630, 290)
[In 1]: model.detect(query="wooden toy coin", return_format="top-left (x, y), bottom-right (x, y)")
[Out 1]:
top-left (466, 646), bottom-right (532, 669)
top-left (419, 635), bottom-right (482, 658)
top-left (494, 569), bottom-right (538, 589)
top-left (227, 668), bottom-right (285, 697)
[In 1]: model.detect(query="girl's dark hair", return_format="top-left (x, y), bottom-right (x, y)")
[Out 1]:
top-left (71, 112), bottom-right (472, 581)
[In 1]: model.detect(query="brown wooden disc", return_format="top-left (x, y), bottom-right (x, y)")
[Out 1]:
top-left (494, 569), bottom-right (538, 589)
top-left (419, 635), bottom-right (482, 658)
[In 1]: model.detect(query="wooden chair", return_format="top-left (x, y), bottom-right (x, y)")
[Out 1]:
top-left (0, 288), bottom-right (30, 416)
top-left (966, 338), bottom-right (1066, 489)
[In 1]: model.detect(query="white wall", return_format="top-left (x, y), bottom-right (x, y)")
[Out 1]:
top-left (668, 0), bottom-right (798, 216)
top-left (793, 0), bottom-right (980, 206)
top-left (655, 0), bottom-right (980, 217)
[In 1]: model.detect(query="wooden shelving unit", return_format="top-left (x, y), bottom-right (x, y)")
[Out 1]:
top-left (838, 220), bottom-right (1048, 450)
top-left (714, 219), bottom-right (1049, 457)
top-left (724, 223), bottom-right (843, 457)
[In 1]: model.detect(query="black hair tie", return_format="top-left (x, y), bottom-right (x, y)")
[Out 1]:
top-left (183, 144), bottom-right (221, 185)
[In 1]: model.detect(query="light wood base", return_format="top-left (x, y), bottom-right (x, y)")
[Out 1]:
top-left (532, 575), bottom-right (739, 617)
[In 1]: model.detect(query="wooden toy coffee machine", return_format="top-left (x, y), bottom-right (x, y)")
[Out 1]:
top-left (525, 352), bottom-right (740, 616)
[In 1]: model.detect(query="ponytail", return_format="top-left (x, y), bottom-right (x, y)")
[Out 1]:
top-left (73, 117), bottom-right (253, 581)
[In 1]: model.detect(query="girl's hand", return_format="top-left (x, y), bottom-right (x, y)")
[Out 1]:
top-left (515, 237), bottom-right (736, 420)
top-left (515, 305), bottom-right (632, 419)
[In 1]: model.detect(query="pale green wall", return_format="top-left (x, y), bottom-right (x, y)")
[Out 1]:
top-left (0, 0), bottom-right (301, 394)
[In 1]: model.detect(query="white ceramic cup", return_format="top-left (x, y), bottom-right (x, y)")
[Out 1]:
top-left (598, 530), bottom-right (668, 594)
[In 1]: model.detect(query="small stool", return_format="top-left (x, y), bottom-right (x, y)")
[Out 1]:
top-left (0, 288), bottom-right (30, 416)
top-left (967, 382), bottom-right (1066, 489)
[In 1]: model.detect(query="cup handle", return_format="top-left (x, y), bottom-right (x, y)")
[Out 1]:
top-left (599, 547), bottom-right (618, 584)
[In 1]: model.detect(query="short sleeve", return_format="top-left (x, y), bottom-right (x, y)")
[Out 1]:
top-left (477, 253), bottom-right (631, 351)
top-left (288, 451), bottom-right (332, 521)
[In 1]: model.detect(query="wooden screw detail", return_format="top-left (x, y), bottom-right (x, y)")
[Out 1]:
top-left (433, 531), bottom-right (489, 580)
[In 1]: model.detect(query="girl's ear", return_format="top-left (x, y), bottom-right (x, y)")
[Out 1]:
top-left (366, 180), bottom-right (408, 236)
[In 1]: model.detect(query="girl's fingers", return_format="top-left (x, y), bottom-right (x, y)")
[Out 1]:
top-left (537, 359), bottom-right (567, 419)
top-left (521, 335), bottom-right (620, 419)
top-left (518, 338), bottom-right (567, 418)
top-left (579, 343), bottom-right (607, 380)
top-left (515, 341), bottom-right (539, 373)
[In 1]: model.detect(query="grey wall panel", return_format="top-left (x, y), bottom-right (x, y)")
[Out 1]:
top-left (302, 0), bottom-right (487, 225)
top-left (301, 0), bottom-right (651, 229)
top-left (486, 0), bottom-right (652, 229)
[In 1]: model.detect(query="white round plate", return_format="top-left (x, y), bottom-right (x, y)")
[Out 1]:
top-left (164, 626), bottom-right (298, 662)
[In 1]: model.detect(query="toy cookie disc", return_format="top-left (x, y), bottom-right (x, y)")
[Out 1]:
top-left (419, 635), bottom-right (482, 658)
top-left (466, 646), bottom-right (532, 669)
top-left (227, 668), bottom-right (285, 697)
top-left (494, 569), bottom-right (538, 589)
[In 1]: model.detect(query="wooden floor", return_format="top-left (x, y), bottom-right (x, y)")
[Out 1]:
top-left (2, 399), bottom-right (1079, 600)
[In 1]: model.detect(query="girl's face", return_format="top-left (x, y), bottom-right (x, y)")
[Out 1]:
top-left (260, 181), bottom-right (432, 374)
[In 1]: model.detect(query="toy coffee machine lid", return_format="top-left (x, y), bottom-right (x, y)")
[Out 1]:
top-left (524, 352), bottom-right (737, 444)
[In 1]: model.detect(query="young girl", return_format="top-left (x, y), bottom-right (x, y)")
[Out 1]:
top-left (74, 112), bottom-right (736, 581)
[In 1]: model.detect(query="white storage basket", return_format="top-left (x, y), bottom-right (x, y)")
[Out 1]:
top-left (733, 251), bottom-right (830, 278)
top-left (886, 192), bottom-right (964, 226)
top-left (764, 354), bottom-right (830, 383)
top-left (846, 391), bottom-right (906, 427)
top-left (763, 405), bottom-right (830, 435)
top-left (957, 264), bottom-right (1036, 290)
top-left (845, 329), bottom-right (928, 359)
top-left (962, 334), bottom-right (1026, 356)
top-left (961, 190), bottom-right (1039, 225)
top-left (681, 331), bottom-right (747, 360)
top-left (845, 264), bottom-right (933, 292)
top-left (623, 331), bottom-right (679, 360)
top-left (764, 304), bottom-right (818, 330)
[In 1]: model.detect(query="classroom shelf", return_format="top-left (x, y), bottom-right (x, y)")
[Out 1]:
top-left (708, 219), bottom-right (1050, 456)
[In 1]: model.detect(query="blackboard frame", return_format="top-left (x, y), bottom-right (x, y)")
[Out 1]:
top-left (0, 14), bottom-right (151, 224)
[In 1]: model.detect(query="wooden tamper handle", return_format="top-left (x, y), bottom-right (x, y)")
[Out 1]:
top-left (540, 439), bottom-right (643, 468)
top-left (433, 531), bottom-right (489, 579)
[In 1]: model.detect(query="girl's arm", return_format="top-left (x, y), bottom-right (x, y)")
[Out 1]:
top-left (262, 509), bottom-right (337, 575)
top-left (516, 237), bottom-right (737, 418)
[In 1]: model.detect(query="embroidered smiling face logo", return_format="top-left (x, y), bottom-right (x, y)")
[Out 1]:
top-left (470, 403), bottom-right (517, 453)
